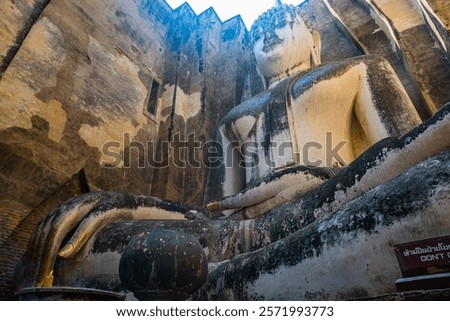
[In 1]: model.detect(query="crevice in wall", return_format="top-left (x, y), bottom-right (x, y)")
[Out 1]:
top-left (0, 0), bottom-right (52, 80)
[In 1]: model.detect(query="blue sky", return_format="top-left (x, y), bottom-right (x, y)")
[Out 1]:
top-left (165, 0), bottom-right (305, 29)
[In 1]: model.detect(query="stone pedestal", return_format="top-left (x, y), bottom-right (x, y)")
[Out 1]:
top-left (16, 287), bottom-right (125, 301)
top-left (395, 273), bottom-right (450, 292)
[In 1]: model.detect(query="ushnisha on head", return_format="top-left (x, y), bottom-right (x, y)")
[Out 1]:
top-left (250, 3), bottom-right (321, 88)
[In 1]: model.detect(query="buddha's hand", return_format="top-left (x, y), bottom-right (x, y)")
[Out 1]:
top-left (207, 165), bottom-right (336, 214)
top-left (19, 191), bottom-right (197, 288)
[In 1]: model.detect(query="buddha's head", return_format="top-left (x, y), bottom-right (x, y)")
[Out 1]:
top-left (250, 3), bottom-right (321, 87)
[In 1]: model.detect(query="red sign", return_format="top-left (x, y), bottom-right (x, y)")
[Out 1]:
top-left (394, 235), bottom-right (450, 277)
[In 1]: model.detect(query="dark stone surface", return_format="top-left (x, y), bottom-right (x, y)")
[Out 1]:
top-left (119, 229), bottom-right (208, 300)
top-left (357, 288), bottom-right (450, 301)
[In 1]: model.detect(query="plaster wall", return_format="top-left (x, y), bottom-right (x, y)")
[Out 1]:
top-left (0, 0), bottom-right (173, 299)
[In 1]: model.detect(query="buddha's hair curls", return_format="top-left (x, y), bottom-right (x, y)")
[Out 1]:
top-left (250, 4), bottom-right (313, 44)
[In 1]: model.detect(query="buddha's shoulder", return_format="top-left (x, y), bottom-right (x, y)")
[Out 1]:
top-left (291, 55), bottom-right (388, 96)
top-left (220, 90), bottom-right (271, 125)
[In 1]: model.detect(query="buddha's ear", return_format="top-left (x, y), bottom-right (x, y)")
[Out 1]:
top-left (311, 30), bottom-right (321, 66)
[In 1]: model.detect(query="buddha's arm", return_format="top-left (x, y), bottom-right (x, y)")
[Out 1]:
top-left (204, 125), bottom-right (246, 214)
top-left (354, 56), bottom-right (421, 142)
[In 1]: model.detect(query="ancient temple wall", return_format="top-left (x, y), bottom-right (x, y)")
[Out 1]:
top-left (0, 0), bottom-right (174, 299)
top-left (150, 4), bottom-right (262, 206)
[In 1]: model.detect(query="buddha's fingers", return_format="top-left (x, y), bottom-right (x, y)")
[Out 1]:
top-left (33, 192), bottom-right (113, 287)
top-left (58, 194), bottom-right (190, 259)
top-left (208, 166), bottom-right (333, 211)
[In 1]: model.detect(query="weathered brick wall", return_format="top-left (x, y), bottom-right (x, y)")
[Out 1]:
top-left (0, 0), bottom-right (176, 300)
top-left (149, 4), bottom-right (262, 206)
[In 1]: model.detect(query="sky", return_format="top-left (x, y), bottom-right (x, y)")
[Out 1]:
top-left (165, 0), bottom-right (305, 29)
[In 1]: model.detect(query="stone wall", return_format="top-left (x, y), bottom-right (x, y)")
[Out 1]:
top-left (149, 4), bottom-right (262, 205)
top-left (0, 0), bottom-right (172, 299)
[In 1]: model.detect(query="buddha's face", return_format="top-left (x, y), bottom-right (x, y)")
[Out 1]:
top-left (251, 11), bottom-right (314, 79)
